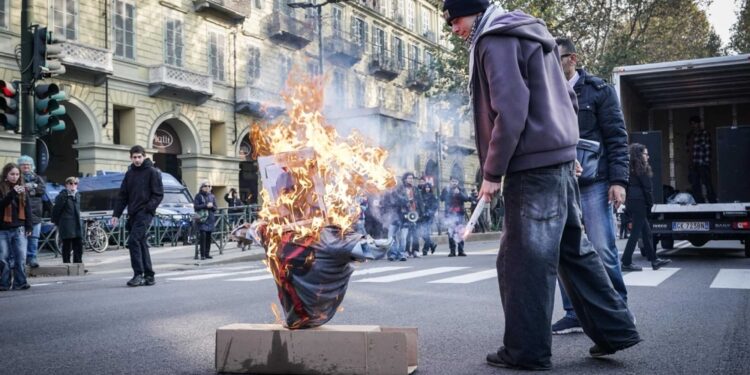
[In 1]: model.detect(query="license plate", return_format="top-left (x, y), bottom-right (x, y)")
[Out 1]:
top-left (672, 221), bottom-right (710, 231)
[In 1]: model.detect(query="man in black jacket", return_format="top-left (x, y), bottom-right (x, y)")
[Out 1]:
top-left (552, 38), bottom-right (631, 335)
top-left (111, 145), bottom-right (164, 287)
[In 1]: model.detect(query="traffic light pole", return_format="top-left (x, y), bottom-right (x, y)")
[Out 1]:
top-left (20, 0), bottom-right (36, 158)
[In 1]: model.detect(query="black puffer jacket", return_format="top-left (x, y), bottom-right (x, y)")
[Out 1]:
top-left (113, 158), bottom-right (164, 218)
top-left (22, 172), bottom-right (45, 224)
top-left (573, 68), bottom-right (629, 187)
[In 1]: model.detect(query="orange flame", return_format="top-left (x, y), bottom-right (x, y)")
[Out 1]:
top-left (250, 73), bottom-right (396, 257)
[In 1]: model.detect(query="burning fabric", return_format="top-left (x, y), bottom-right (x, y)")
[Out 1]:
top-left (249, 75), bottom-right (395, 329)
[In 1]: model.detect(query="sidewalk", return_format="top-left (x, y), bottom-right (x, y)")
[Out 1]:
top-left (31, 231), bottom-right (503, 277)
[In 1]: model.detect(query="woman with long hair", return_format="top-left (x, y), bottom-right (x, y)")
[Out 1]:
top-left (621, 144), bottom-right (671, 271)
top-left (0, 163), bottom-right (33, 291)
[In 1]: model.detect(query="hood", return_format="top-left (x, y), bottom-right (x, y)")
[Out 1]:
top-left (129, 158), bottom-right (155, 171)
top-left (478, 10), bottom-right (556, 54)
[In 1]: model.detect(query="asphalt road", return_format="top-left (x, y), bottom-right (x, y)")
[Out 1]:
top-left (2, 239), bottom-right (749, 374)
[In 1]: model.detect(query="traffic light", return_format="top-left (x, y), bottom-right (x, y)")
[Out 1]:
top-left (34, 83), bottom-right (66, 133)
top-left (0, 80), bottom-right (19, 132)
top-left (32, 27), bottom-right (66, 80)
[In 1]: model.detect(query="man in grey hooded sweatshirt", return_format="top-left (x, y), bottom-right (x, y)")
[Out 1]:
top-left (442, 0), bottom-right (641, 370)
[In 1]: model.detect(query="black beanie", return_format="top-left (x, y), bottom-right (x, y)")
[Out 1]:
top-left (442, 0), bottom-right (490, 25)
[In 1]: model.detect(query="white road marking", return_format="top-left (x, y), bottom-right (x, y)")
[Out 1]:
top-left (168, 269), bottom-right (267, 281)
top-left (352, 266), bottom-right (410, 276)
top-left (428, 269), bottom-right (497, 284)
top-left (623, 267), bottom-right (680, 287)
top-left (710, 269), bottom-right (750, 289)
top-left (469, 249), bottom-right (499, 255)
top-left (355, 267), bottom-right (469, 283)
top-left (226, 274), bottom-right (274, 282)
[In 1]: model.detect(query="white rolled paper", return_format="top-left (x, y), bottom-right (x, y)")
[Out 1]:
top-left (462, 198), bottom-right (486, 240)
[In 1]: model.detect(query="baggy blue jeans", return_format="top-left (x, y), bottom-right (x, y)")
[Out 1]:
top-left (495, 162), bottom-right (639, 368)
top-left (559, 180), bottom-right (628, 319)
top-left (0, 227), bottom-right (29, 289)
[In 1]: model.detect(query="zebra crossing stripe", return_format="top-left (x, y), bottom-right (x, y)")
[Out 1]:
top-left (168, 269), bottom-right (267, 281)
top-left (355, 267), bottom-right (469, 283)
top-left (428, 269), bottom-right (497, 284)
top-left (710, 269), bottom-right (750, 289)
top-left (623, 267), bottom-right (680, 287)
top-left (352, 266), bottom-right (410, 276)
top-left (226, 274), bottom-right (274, 282)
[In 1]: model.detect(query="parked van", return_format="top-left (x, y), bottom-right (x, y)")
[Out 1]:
top-left (75, 171), bottom-right (194, 216)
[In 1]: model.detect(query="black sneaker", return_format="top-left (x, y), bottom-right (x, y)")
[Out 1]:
top-left (144, 275), bottom-right (156, 286)
top-left (590, 339), bottom-right (643, 357)
top-left (127, 275), bottom-right (145, 287)
top-left (652, 258), bottom-right (671, 270)
top-left (487, 350), bottom-right (551, 371)
top-left (551, 316), bottom-right (583, 334)
top-left (16, 284), bottom-right (31, 290)
top-left (621, 263), bottom-right (643, 272)
top-left (458, 252), bottom-right (467, 257)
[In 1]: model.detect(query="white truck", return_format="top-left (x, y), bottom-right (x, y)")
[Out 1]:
top-left (612, 54), bottom-right (750, 257)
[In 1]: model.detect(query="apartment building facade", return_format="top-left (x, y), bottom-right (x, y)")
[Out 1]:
top-left (0, 0), bottom-right (479, 202)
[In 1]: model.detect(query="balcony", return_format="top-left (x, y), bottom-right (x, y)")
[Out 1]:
top-left (368, 53), bottom-right (402, 81)
top-left (446, 137), bottom-right (477, 155)
top-left (406, 68), bottom-right (433, 92)
top-left (148, 65), bottom-right (214, 105)
top-left (323, 34), bottom-right (364, 68)
top-left (422, 30), bottom-right (436, 42)
top-left (263, 13), bottom-right (316, 50)
top-left (235, 86), bottom-right (285, 118)
top-left (60, 41), bottom-right (113, 85)
top-left (193, 0), bottom-right (246, 23)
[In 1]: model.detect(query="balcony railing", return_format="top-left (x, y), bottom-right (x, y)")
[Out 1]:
top-left (148, 64), bottom-right (214, 105)
top-left (406, 67), bottom-right (433, 92)
top-left (323, 34), bottom-right (364, 67)
top-left (368, 53), bottom-right (402, 81)
top-left (60, 41), bottom-right (113, 85)
top-left (235, 86), bottom-right (285, 118)
top-left (193, 0), bottom-right (246, 22)
top-left (263, 13), bottom-right (316, 50)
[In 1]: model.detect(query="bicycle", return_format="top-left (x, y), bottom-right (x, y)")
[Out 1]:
top-left (56, 219), bottom-right (109, 253)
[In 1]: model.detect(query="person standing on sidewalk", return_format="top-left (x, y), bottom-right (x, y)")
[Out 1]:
top-left (0, 163), bottom-right (32, 291)
top-left (18, 156), bottom-right (45, 268)
top-left (111, 145), bottom-right (164, 287)
top-left (551, 37), bottom-right (631, 335)
top-left (444, 0), bottom-right (640, 369)
top-left (52, 177), bottom-right (83, 264)
top-left (621, 144), bottom-right (671, 271)
top-left (193, 181), bottom-right (217, 260)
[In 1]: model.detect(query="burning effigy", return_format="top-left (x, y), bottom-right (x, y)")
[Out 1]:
top-left (248, 74), bottom-right (396, 329)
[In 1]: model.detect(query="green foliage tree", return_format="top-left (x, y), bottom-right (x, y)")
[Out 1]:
top-left (431, 0), bottom-right (723, 107)
top-left (730, 0), bottom-right (750, 53)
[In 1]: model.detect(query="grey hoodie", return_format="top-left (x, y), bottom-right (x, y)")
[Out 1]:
top-left (470, 8), bottom-right (579, 182)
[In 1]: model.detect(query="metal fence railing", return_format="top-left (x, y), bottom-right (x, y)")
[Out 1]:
top-left (37, 205), bottom-right (260, 257)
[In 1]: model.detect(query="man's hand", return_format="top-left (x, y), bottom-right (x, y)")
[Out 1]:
top-left (609, 185), bottom-right (626, 209)
top-left (110, 217), bottom-right (119, 227)
top-left (479, 179), bottom-right (502, 203)
top-left (574, 160), bottom-right (583, 177)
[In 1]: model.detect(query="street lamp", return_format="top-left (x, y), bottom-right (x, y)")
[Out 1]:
top-left (287, 0), bottom-right (349, 75)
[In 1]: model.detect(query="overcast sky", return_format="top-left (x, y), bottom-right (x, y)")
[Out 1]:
top-left (705, 0), bottom-right (742, 47)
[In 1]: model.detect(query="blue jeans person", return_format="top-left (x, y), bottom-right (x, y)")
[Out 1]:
top-left (559, 180), bottom-right (628, 321)
top-left (495, 162), bottom-right (638, 368)
top-left (26, 222), bottom-right (41, 263)
top-left (386, 223), bottom-right (408, 260)
top-left (0, 227), bottom-right (29, 289)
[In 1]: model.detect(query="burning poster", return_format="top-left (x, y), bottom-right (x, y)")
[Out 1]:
top-left (249, 74), bottom-right (396, 329)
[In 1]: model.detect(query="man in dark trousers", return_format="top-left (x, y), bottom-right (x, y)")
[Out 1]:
top-left (552, 37), bottom-right (631, 335)
top-left (443, 0), bottom-right (640, 369)
top-left (111, 145), bottom-right (164, 287)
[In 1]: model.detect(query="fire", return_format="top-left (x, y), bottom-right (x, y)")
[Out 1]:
top-left (250, 73), bottom-right (396, 265)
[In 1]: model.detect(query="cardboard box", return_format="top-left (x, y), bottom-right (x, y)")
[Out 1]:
top-left (216, 324), bottom-right (417, 374)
